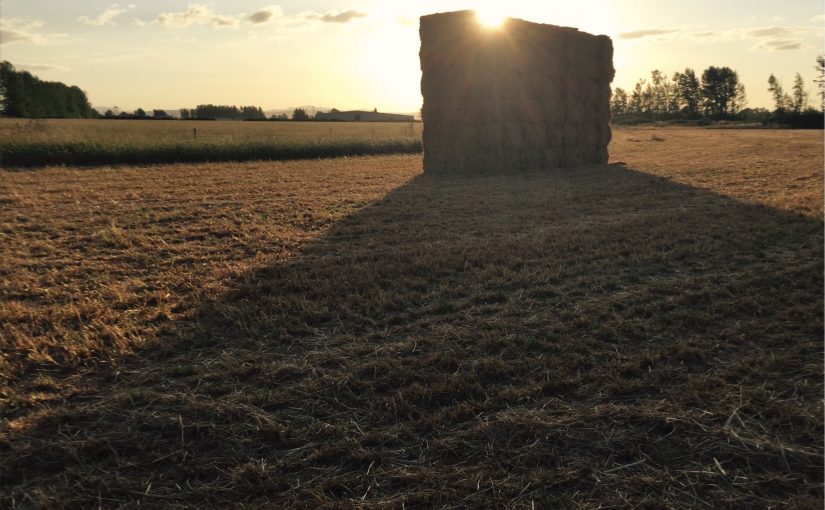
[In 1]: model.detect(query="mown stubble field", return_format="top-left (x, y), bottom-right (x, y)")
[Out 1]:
top-left (1, 127), bottom-right (822, 508)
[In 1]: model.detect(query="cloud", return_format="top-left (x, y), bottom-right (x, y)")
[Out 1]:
top-left (1, 18), bottom-right (45, 44)
top-left (156, 4), bottom-right (238, 29)
top-left (309, 10), bottom-right (367, 24)
top-left (747, 26), bottom-right (795, 37)
top-left (744, 25), bottom-right (822, 51)
top-left (691, 31), bottom-right (720, 38)
top-left (770, 41), bottom-right (803, 50)
top-left (78, 4), bottom-right (129, 26)
top-left (618, 29), bottom-right (678, 40)
top-left (248, 6), bottom-right (283, 24)
top-left (755, 39), bottom-right (803, 51)
top-left (812, 14), bottom-right (825, 23)
top-left (0, 18), bottom-right (69, 45)
top-left (212, 15), bottom-right (239, 28)
top-left (616, 23), bottom-right (821, 52)
top-left (0, 27), bottom-right (39, 44)
top-left (18, 63), bottom-right (68, 73)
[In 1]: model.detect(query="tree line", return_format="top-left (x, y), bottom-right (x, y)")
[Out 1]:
top-left (100, 105), bottom-right (310, 121)
top-left (3, 57), bottom-right (821, 125)
top-left (0, 61), bottom-right (95, 118)
top-left (104, 108), bottom-right (174, 119)
top-left (612, 56), bottom-right (824, 126)
top-left (182, 104), bottom-right (267, 120)
top-left (611, 66), bottom-right (747, 118)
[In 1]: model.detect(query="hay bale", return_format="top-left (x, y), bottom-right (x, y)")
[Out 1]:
top-left (420, 10), bottom-right (614, 173)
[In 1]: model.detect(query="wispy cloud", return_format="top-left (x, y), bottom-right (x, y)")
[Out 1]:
top-left (747, 26), bottom-right (796, 37)
top-left (618, 29), bottom-right (678, 40)
top-left (811, 14), bottom-right (825, 23)
top-left (745, 25), bottom-right (822, 51)
top-left (248, 6), bottom-right (284, 24)
top-left (18, 63), bottom-right (68, 73)
top-left (212, 15), bottom-right (239, 28)
top-left (616, 23), bottom-right (821, 51)
top-left (0, 22), bottom-right (42, 44)
top-left (0, 18), bottom-right (70, 45)
top-left (78, 4), bottom-right (133, 26)
top-left (759, 40), bottom-right (803, 50)
top-left (309, 10), bottom-right (367, 24)
top-left (691, 31), bottom-right (720, 38)
top-left (151, 5), bottom-right (366, 31)
top-left (157, 4), bottom-right (238, 29)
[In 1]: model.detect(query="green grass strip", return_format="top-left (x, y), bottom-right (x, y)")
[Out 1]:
top-left (0, 138), bottom-right (423, 168)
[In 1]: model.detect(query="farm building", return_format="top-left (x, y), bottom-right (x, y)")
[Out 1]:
top-left (315, 110), bottom-right (415, 122)
top-left (420, 11), bottom-right (614, 173)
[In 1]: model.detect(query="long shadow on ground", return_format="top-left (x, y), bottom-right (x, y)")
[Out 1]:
top-left (2, 164), bottom-right (823, 508)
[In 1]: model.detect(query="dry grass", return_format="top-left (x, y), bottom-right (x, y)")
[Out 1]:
top-left (0, 128), bottom-right (822, 508)
top-left (0, 118), bottom-right (423, 145)
top-left (0, 119), bottom-right (423, 167)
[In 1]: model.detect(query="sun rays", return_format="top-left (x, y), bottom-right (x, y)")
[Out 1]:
top-left (474, 7), bottom-right (508, 28)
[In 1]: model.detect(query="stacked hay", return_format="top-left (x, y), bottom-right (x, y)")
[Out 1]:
top-left (420, 11), bottom-right (614, 173)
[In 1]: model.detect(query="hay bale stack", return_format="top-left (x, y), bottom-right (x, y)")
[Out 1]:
top-left (420, 11), bottom-right (614, 173)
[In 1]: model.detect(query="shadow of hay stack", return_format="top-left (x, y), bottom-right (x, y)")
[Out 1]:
top-left (2, 164), bottom-right (823, 508)
top-left (420, 11), bottom-right (614, 174)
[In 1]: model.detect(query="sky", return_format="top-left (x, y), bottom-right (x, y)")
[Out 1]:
top-left (1, 0), bottom-right (823, 113)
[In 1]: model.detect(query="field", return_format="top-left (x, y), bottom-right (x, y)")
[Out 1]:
top-left (0, 119), bottom-right (423, 167)
top-left (1, 127), bottom-right (822, 508)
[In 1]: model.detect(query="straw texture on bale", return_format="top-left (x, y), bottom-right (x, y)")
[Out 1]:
top-left (420, 11), bottom-right (614, 173)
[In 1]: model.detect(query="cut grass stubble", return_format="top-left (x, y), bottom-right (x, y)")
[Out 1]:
top-left (0, 128), bottom-right (822, 508)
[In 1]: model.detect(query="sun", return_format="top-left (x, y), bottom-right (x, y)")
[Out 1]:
top-left (475, 8), bottom-right (507, 28)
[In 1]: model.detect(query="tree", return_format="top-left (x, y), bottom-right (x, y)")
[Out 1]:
top-left (241, 105), bottom-right (265, 120)
top-left (0, 60), bottom-right (93, 118)
top-left (815, 54), bottom-right (824, 111)
top-left (629, 80), bottom-right (644, 114)
top-left (768, 75), bottom-right (785, 112)
top-left (152, 109), bottom-right (170, 119)
top-left (610, 88), bottom-right (628, 115)
top-left (674, 68), bottom-right (702, 117)
top-left (292, 108), bottom-right (310, 121)
top-left (791, 73), bottom-right (808, 113)
top-left (642, 81), bottom-right (654, 114)
top-left (701, 66), bottom-right (740, 117)
top-left (180, 108), bottom-right (190, 119)
top-left (768, 75), bottom-right (793, 113)
top-left (134, 108), bottom-right (147, 118)
top-left (104, 109), bottom-right (115, 118)
top-left (649, 70), bottom-right (675, 115)
top-left (731, 82), bottom-right (747, 115)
